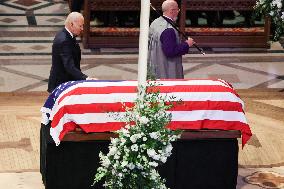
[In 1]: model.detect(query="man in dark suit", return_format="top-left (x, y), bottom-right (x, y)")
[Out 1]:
top-left (48, 12), bottom-right (91, 93)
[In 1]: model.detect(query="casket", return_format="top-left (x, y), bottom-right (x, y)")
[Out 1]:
top-left (40, 79), bottom-right (251, 189)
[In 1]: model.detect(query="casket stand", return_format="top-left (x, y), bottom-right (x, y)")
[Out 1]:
top-left (40, 123), bottom-right (240, 189)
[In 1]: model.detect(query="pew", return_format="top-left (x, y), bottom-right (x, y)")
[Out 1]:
top-left (184, 0), bottom-right (271, 48)
top-left (79, 0), bottom-right (270, 48)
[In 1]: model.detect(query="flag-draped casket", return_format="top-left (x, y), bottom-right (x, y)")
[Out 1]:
top-left (41, 79), bottom-right (252, 146)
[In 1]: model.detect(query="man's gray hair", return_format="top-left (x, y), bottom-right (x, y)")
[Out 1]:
top-left (65, 12), bottom-right (84, 26)
top-left (162, 0), bottom-right (177, 12)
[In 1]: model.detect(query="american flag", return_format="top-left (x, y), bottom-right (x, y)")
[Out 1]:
top-left (41, 79), bottom-right (251, 146)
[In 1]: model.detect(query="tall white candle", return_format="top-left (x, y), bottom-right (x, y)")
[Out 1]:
top-left (137, 0), bottom-right (150, 87)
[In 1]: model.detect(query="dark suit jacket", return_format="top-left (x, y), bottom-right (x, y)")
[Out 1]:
top-left (47, 28), bottom-right (87, 93)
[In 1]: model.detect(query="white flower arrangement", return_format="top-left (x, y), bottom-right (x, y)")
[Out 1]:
top-left (93, 82), bottom-right (181, 189)
top-left (255, 0), bottom-right (284, 40)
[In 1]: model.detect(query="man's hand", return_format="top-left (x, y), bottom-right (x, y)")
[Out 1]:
top-left (185, 37), bottom-right (195, 47)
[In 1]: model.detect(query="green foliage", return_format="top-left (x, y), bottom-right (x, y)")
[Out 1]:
top-left (254, 0), bottom-right (284, 41)
top-left (93, 82), bottom-right (182, 189)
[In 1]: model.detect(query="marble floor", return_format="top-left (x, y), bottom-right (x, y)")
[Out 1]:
top-left (1, 0), bottom-right (284, 188)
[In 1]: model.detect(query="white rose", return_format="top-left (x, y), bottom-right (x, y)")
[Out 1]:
top-left (131, 144), bottom-right (138, 151)
top-left (153, 154), bottom-right (160, 161)
top-left (114, 154), bottom-right (120, 159)
top-left (128, 163), bottom-right (135, 170)
top-left (102, 158), bottom-right (111, 167)
top-left (147, 149), bottom-right (156, 158)
top-left (121, 128), bottom-right (129, 135)
top-left (136, 163), bottom-right (143, 170)
top-left (149, 132), bottom-right (159, 139)
top-left (121, 161), bottom-right (128, 167)
top-left (160, 156), bottom-right (167, 163)
top-left (149, 161), bottom-right (158, 167)
top-left (121, 138), bottom-right (126, 144)
top-left (139, 116), bottom-right (149, 124)
top-left (165, 144), bottom-right (173, 153)
top-left (109, 146), bottom-right (117, 156)
top-left (130, 135), bottom-right (137, 143)
top-left (111, 138), bottom-right (118, 145)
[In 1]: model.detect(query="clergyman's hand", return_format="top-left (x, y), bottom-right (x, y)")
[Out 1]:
top-left (186, 37), bottom-right (195, 47)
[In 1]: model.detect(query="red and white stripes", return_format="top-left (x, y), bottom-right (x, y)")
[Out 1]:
top-left (41, 79), bottom-right (251, 146)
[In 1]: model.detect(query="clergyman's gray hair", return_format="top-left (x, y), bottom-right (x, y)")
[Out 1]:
top-left (161, 0), bottom-right (177, 12)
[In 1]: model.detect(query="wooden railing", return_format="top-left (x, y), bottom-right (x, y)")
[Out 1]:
top-left (77, 0), bottom-right (270, 48)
